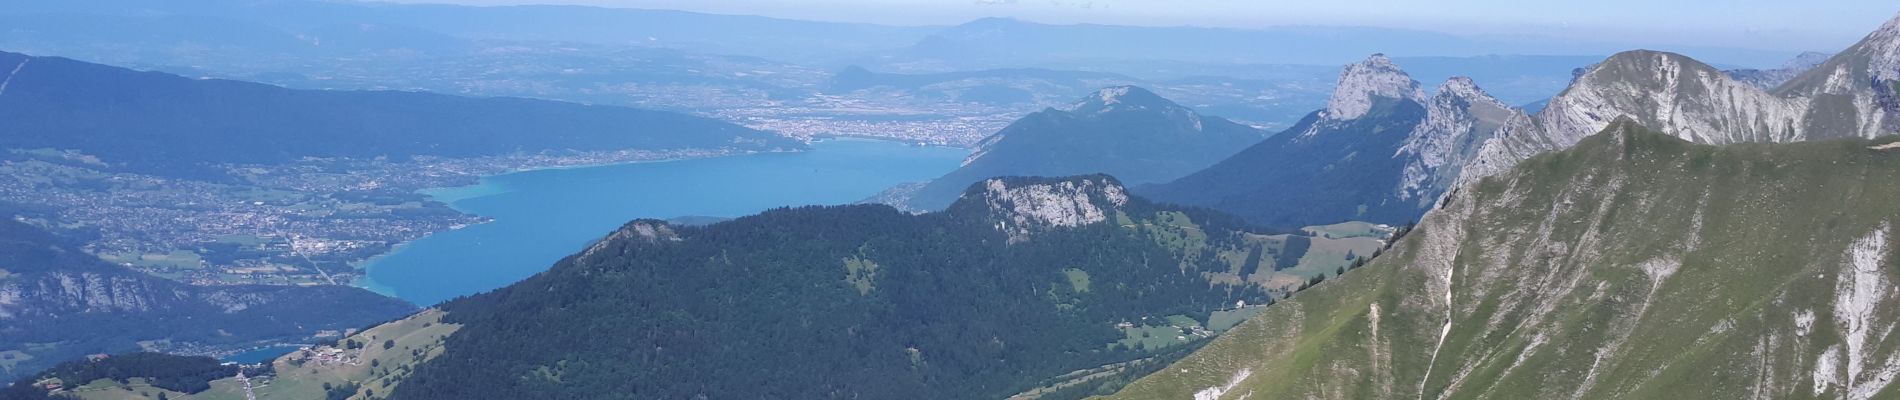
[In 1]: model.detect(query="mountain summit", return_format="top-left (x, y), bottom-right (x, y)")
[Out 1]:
top-left (1067, 85), bottom-right (1179, 114)
top-left (1323, 54), bottom-right (1427, 121)
top-left (868, 86), bottom-right (1263, 212)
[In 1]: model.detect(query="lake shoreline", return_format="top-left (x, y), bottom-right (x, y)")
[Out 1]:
top-left (349, 147), bottom-right (792, 299)
top-left (350, 138), bottom-right (970, 305)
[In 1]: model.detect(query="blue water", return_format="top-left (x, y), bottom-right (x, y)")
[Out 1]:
top-left (357, 139), bottom-right (969, 305)
top-left (223, 346), bottom-right (299, 364)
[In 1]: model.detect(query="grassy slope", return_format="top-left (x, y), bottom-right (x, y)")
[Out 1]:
top-left (57, 378), bottom-right (193, 400)
top-left (213, 309), bottom-right (460, 400)
top-left (1002, 217), bottom-right (1385, 399)
top-left (1104, 123), bottom-right (1900, 399)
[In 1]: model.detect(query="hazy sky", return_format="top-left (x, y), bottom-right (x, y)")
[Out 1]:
top-left (384, 0), bottom-right (1899, 51)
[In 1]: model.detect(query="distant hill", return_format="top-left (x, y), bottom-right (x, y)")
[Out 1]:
top-left (874, 86), bottom-right (1266, 212)
top-left (1105, 122), bottom-right (1900, 400)
top-left (0, 218), bottom-right (416, 382)
top-left (1726, 51), bottom-right (1833, 89)
top-left (0, 50), bottom-right (802, 178)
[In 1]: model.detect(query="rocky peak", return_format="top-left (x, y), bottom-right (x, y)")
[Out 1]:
top-left (1432, 77), bottom-right (1508, 109)
top-left (1457, 49), bottom-right (1826, 185)
top-left (962, 175), bottom-right (1129, 243)
top-left (1761, 14), bottom-right (1900, 141)
top-left (1443, 20), bottom-right (1900, 209)
top-left (1394, 77), bottom-right (1523, 202)
top-left (1322, 53), bottom-right (1426, 121)
top-left (1538, 50), bottom-right (1806, 146)
top-left (1776, 14), bottom-right (1900, 96)
top-left (581, 220), bottom-right (681, 259)
top-left (1868, 13), bottom-right (1900, 82)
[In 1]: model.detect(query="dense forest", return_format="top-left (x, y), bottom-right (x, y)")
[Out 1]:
top-left (0, 51), bottom-right (801, 178)
top-left (388, 176), bottom-right (1282, 399)
top-left (0, 353), bottom-right (235, 399)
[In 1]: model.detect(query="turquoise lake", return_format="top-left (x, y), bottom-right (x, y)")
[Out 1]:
top-left (357, 138), bottom-right (969, 305)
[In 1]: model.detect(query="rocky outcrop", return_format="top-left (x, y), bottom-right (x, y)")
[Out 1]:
top-left (0, 271), bottom-right (189, 318)
top-left (972, 175), bottom-right (1128, 243)
top-left (574, 220), bottom-right (686, 265)
top-left (1395, 77), bottom-right (1527, 205)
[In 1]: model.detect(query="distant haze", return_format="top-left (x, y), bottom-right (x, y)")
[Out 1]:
top-left (378, 0), bottom-right (1896, 52)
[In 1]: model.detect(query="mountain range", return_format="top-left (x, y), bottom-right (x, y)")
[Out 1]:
top-left (1145, 14), bottom-right (1900, 231)
top-left (1458, 17), bottom-right (1900, 183)
top-left (0, 50), bottom-right (800, 178)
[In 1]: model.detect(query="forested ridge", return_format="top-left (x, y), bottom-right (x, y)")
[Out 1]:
top-left (388, 176), bottom-right (1282, 400)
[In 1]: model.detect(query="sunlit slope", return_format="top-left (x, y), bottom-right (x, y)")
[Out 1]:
top-left (1105, 121), bottom-right (1900, 399)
